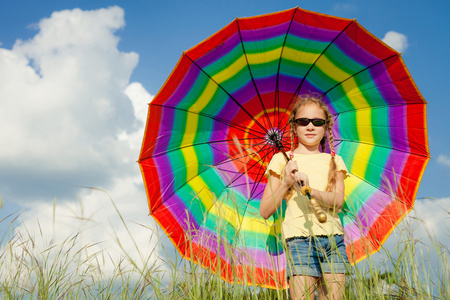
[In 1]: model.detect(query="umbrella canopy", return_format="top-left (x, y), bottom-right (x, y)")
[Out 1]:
top-left (138, 7), bottom-right (429, 289)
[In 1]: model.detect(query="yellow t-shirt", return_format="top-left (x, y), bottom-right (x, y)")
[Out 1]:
top-left (265, 152), bottom-right (349, 238)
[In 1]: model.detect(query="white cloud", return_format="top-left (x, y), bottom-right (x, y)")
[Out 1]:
top-left (406, 197), bottom-right (449, 242)
top-left (437, 154), bottom-right (450, 167)
top-left (0, 6), bottom-right (173, 286)
top-left (1, 174), bottom-right (171, 285)
top-left (333, 3), bottom-right (358, 13)
top-left (120, 82), bottom-right (153, 153)
top-left (382, 31), bottom-right (408, 53)
top-left (0, 6), bottom-right (140, 202)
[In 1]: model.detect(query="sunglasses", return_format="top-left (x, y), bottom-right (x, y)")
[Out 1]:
top-left (293, 118), bottom-right (326, 126)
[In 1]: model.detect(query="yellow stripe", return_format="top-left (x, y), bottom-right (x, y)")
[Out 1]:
top-left (246, 48), bottom-right (282, 65)
top-left (180, 80), bottom-right (219, 210)
top-left (209, 202), bottom-right (241, 229)
top-left (351, 143), bottom-right (374, 179)
top-left (205, 200), bottom-right (278, 235)
top-left (283, 47), bottom-right (320, 65)
top-left (315, 55), bottom-right (350, 83)
top-left (189, 80), bottom-right (218, 113)
top-left (344, 175), bottom-right (361, 199)
top-left (241, 215), bottom-right (278, 234)
top-left (341, 78), bottom-right (369, 109)
top-left (212, 55), bottom-right (247, 84)
top-left (340, 78), bottom-right (374, 144)
top-left (189, 176), bottom-right (215, 210)
top-left (355, 109), bottom-right (375, 144)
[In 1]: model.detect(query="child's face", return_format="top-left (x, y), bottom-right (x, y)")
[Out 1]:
top-left (294, 103), bottom-right (327, 150)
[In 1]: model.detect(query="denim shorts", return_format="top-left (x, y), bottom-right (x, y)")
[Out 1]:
top-left (286, 235), bottom-right (349, 278)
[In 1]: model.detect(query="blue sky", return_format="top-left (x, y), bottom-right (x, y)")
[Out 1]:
top-left (0, 0), bottom-right (449, 287)
top-left (2, 0), bottom-right (449, 198)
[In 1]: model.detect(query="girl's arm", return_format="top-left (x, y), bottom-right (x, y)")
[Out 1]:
top-left (309, 170), bottom-right (345, 210)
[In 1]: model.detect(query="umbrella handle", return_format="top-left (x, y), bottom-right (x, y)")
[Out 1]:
top-left (301, 186), bottom-right (327, 223)
top-left (278, 150), bottom-right (327, 223)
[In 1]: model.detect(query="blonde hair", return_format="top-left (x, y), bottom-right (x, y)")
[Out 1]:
top-left (287, 94), bottom-right (337, 192)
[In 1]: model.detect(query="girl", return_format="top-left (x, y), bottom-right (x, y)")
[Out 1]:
top-left (260, 95), bottom-right (349, 300)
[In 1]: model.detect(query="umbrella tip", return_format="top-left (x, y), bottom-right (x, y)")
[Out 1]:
top-left (265, 127), bottom-right (283, 148)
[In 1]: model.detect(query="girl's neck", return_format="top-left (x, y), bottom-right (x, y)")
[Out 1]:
top-left (293, 144), bottom-right (321, 154)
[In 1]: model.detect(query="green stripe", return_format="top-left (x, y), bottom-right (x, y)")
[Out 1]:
top-left (243, 35), bottom-right (285, 53)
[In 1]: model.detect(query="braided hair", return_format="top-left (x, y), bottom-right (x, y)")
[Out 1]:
top-left (287, 94), bottom-right (337, 192)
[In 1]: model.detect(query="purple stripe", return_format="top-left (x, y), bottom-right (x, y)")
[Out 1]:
top-left (388, 106), bottom-right (410, 153)
top-left (163, 62), bottom-right (202, 108)
top-left (214, 160), bottom-right (260, 199)
top-left (240, 21), bottom-right (290, 41)
top-left (230, 80), bottom-right (258, 103)
top-left (333, 32), bottom-right (382, 67)
top-left (192, 226), bottom-right (286, 270)
top-left (210, 140), bottom-right (233, 166)
top-left (369, 60), bottom-right (405, 105)
top-left (289, 22), bottom-right (343, 42)
top-left (160, 193), bottom-right (201, 232)
top-left (153, 107), bottom-right (176, 156)
top-left (214, 96), bottom-right (242, 121)
top-left (298, 79), bottom-right (325, 96)
top-left (379, 150), bottom-right (408, 194)
top-left (320, 94), bottom-right (339, 116)
top-left (152, 151), bottom-right (177, 196)
top-left (277, 74), bottom-right (302, 98)
top-left (253, 76), bottom-right (278, 94)
top-left (194, 32), bottom-right (241, 68)
top-left (343, 190), bottom-right (394, 241)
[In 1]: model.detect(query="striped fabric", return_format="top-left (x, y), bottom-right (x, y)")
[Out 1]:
top-left (138, 7), bottom-right (429, 289)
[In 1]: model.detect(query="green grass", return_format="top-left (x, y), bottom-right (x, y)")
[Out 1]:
top-left (0, 195), bottom-right (448, 299)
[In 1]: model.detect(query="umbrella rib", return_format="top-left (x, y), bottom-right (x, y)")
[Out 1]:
top-left (322, 53), bottom-right (399, 97)
top-left (149, 129), bottom-right (273, 206)
top-left (248, 146), bottom-right (277, 197)
top-left (296, 19), bottom-right (356, 98)
top-left (221, 143), bottom-right (273, 193)
top-left (333, 101), bottom-right (427, 116)
top-left (183, 51), bottom-right (269, 134)
top-left (343, 168), bottom-right (415, 207)
top-left (276, 17), bottom-right (357, 128)
top-left (207, 143), bottom-right (277, 225)
top-left (148, 103), bottom-right (267, 138)
top-left (220, 143), bottom-right (278, 238)
top-left (148, 143), bottom-right (258, 213)
top-left (151, 139), bottom-right (274, 219)
top-left (334, 138), bottom-right (430, 158)
top-left (274, 8), bottom-right (297, 131)
top-left (145, 137), bottom-right (266, 159)
top-left (235, 18), bottom-right (273, 131)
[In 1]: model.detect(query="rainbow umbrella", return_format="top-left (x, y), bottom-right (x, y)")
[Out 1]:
top-left (138, 7), bottom-right (429, 289)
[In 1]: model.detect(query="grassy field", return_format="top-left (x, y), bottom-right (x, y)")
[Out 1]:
top-left (0, 196), bottom-right (448, 299)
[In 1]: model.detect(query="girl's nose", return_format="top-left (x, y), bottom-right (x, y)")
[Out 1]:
top-left (306, 123), bottom-right (315, 130)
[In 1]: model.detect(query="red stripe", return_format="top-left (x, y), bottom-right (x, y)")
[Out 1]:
top-left (238, 8), bottom-right (295, 30)
top-left (185, 21), bottom-right (239, 61)
top-left (186, 242), bottom-right (286, 288)
top-left (151, 55), bottom-right (193, 105)
top-left (152, 207), bottom-right (187, 256)
top-left (344, 21), bottom-right (397, 60)
top-left (397, 154), bottom-right (429, 202)
top-left (139, 105), bottom-right (163, 160)
top-left (347, 197), bottom-right (409, 264)
top-left (292, 7), bottom-right (352, 31)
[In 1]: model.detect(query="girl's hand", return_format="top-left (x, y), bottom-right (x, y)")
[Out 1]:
top-left (283, 160), bottom-right (297, 187)
top-left (295, 172), bottom-right (310, 193)
top-left (283, 160), bottom-right (310, 191)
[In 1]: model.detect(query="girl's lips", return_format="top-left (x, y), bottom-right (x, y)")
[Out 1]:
top-left (305, 134), bottom-right (316, 138)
